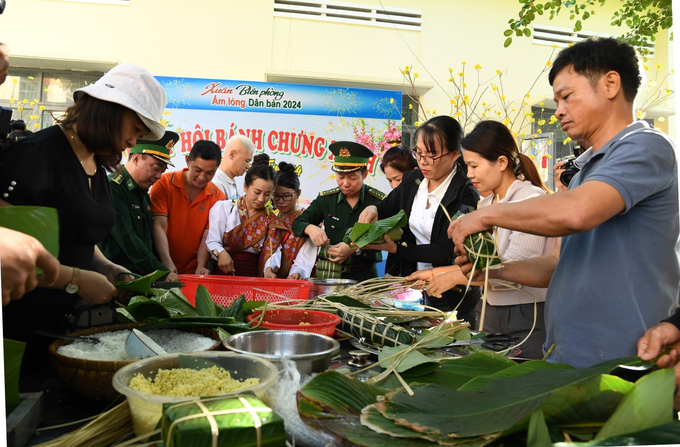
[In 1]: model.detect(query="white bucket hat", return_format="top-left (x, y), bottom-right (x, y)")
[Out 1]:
top-left (74, 63), bottom-right (167, 140)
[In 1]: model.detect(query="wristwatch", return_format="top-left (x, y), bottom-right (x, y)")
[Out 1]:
top-left (65, 267), bottom-right (80, 294)
top-left (355, 247), bottom-right (362, 256)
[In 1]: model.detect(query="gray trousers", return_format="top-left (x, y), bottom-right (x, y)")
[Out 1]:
top-left (476, 300), bottom-right (546, 360)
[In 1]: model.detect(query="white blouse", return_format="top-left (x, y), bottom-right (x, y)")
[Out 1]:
top-left (409, 166), bottom-right (457, 271)
top-left (206, 199), bottom-right (279, 273)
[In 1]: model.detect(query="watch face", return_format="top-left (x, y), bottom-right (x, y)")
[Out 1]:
top-left (65, 283), bottom-right (79, 294)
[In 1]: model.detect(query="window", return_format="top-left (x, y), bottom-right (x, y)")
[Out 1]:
top-left (0, 69), bottom-right (102, 132)
top-left (401, 95), bottom-right (418, 148)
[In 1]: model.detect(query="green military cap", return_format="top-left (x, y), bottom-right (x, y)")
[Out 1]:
top-left (329, 141), bottom-right (374, 173)
top-left (129, 130), bottom-right (178, 167)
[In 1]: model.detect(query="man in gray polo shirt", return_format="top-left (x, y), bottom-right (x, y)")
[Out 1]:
top-left (449, 37), bottom-right (679, 368)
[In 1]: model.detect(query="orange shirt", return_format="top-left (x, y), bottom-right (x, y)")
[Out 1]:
top-left (150, 168), bottom-right (226, 274)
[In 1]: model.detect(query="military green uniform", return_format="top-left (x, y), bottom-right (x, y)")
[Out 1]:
top-left (98, 167), bottom-right (169, 275)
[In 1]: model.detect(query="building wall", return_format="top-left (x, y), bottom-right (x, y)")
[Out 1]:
top-left (0, 0), bottom-right (674, 138)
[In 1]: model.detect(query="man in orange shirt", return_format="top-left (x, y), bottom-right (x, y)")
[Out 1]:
top-left (150, 140), bottom-right (226, 275)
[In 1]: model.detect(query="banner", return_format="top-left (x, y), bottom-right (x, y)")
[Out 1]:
top-left (154, 76), bottom-right (403, 202)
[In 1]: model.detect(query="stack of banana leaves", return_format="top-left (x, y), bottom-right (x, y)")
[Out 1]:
top-left (114, 270), bottom-right (266, 339)
top-left (298, 353), bottom-right (679, 446)
top-left (344, 209), bottom-right (408, 247)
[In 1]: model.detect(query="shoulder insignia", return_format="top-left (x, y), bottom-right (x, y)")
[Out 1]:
top-left (367, 187), bottom-right (386, 200)
top-left (320, 187), bottom-right (340, 197)
top-left (110, 173), bottom-right (124, 185)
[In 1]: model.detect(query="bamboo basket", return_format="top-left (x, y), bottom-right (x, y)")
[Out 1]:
top-left (47, 323), bottom-right (222, 402)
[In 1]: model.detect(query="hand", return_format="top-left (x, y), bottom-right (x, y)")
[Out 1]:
top-left (404, 269), bottom-right (432, 290)
top-left (327, 242), bottom-right (355, 264)
top-left (553, 161), bottom-right (568, 192)
top-left (638, 321), bottom-right (680, 367)
top-left (288, 273), bottom-right (302, 280)
top-left (166, 272), bottom-right (179, 282)
top-left (100, 262), bottom-right (133, 285)
top-left (195, 266), bottom-right (211, 275)
top-left (77, 269), bottom-right (119, 304)
top-left (448, 211), bottom-right (490, 257)
top-left (1, 228), bottom-right (60, 305)
top-left (357, 206), bottom-right (379, 224)
top-left (426, 269), bottom-right (468, 298)
top-left (217, 251), bottom-right (235, 274)
top-left (0, 43), bottom-right (9, 86)
top-left (305, 225), bottom-right (330, 247)
top-left (364, 234), bottom-right (397, 254)
top-left (264, 267), bottom-right (277, 279)
top-left (637, 321), bottom-right (680, 410)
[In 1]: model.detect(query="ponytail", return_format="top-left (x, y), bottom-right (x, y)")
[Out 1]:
top-left (516, 153), bottom-right (551, 194)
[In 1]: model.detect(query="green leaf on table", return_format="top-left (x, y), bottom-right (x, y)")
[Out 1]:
top-left (595, 367), bottom-right (674, 440)
top-left (195, 284), bottom-right (217, 317)
top-left (0, 206), bottom-right (59, 275)
top-left (122, 296), bottom-right (171, 321)
top-left (553, 420), bottom-right (680, 446)
top-left (156, 288), bottom-right (198, 316)
top-left (459, 360), bottom-right (573, 391)
top-left (115, 270), bottom-right (168, 295)
top-left (243, 300), bottom-right (267, 312)
top-left (375, 357), bottom-right (644, 438)
top-left (298, 370), bottom-right (385, 418)
top-left (527, 410), bottom-right (551, 447)
top-left (219, 295), bottom-right (245, 321)
top-left (379, 345), bottom-right (440, 377)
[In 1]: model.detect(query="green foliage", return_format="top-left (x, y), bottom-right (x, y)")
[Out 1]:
top-left (504, 0), bottom-right (672, 56)
top-left (0, 206), bottom-right (59, 275)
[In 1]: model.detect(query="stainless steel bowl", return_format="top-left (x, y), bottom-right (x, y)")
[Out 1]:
top-left (305, 278), bottom-right (357, 299)
top-left (223, 330), bottom-right (340, 374)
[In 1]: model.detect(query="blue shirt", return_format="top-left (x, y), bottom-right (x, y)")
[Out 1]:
top-left (545, 121), bottom-right (680, 367)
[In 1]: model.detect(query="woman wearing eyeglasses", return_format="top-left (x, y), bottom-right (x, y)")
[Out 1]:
top-left (269, 162), bottom-right (317, 279)
top-left (358, 116), bottom-right (481, 324)
top-left (206, 154), bottom-right (287, 277)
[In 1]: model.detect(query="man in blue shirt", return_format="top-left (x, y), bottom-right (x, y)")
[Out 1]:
top-left (449, 37), bottom-right (679, 368)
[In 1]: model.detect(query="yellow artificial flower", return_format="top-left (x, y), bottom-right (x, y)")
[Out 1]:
top-left (17, 106), bottom-right (23, 111)
top-left (563, 137), bottom-right (572, 144)
top-left (409, 104), bottom-right (413, 110)
top-left (530, 118), bottom-right (536, 123)
top-left (482, 112), bottom-right (487, 117)
top-left (482, 102), bottom-right (487, 107)
top-left (44, 88), bottom-right (49, 93)
top-left (537, 129), bottom-right (542, 133)
top-left (496, 111), bottom-right (502, 116)
top-left (462, 83), bottom-right (467, 88)
top-left (449, 77), bottom-right (454, 82)
top-left (496, 69), bottom-right (502, 76)
top-left (500, 95), bottom-right (506, 100)
top-left (644, 64), bottom-right (649, 71)
top-left (448, 67), bottom-right (453, 72)
top-left (546, 61), bottom-right (552, 67)
top-left (390, 98), bottom-right (395, 104)
top-left (657, 64), bottom-right (663, 69)
top-left (458, 72), bottom-right (464, 77)
top-left (9, 99), bottom-right (14, 104)
top-left (503, 118), bottom-right (511, 125)
top-left (414, 121), bottom-right (420, 126)
top-left (34, 123), bottom-right (40, 129)
top-left (39, 105), bottom-right (45, 111)
top-left (450, 99), bottom-right (456, 104)
top-left (401, 69), bottom-right (408, 75)
top-left (636, 110), bottom-right (646, 119)
top-left (525, 93), bottom-right (531, 98)
top-left (12, 78), bottom-right (17, 84)
top-left (414, 73), bottom-right (419, 78)
top-left (512, 132), bottom-right (518, 138)
top-left (462, 61), bottom-right (467, 65)
top-left (539, 101), bottom-right (545, 106)
top-left (405, 65), bottom-right (410, 71)
top-left (455, 111), bottom-right (462, 117)
top-left (492, 86), bottom-right (498, 92)
top-left (538, 119), bottom-right (546, 126)
top-left (28, 76), bottom-right (34, 80)
top-left (474, 64), bottom-right (482, 70)
top-left (547, 139), bottom-right (552, 145)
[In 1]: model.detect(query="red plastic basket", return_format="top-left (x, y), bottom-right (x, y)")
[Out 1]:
top-left (179, 275), bottom-right (312, 307)
top-left (246, 309), bottom-right (341, 337)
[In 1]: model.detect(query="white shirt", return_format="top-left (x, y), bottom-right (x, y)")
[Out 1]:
top-left (409, 166), bottom-right (457, 271)
top-left (479, 179), bottom-right (557, 305)
top-left (212, 169), bottom-right (243, 200)
top-left (206, 200), bottom-right (280, 273)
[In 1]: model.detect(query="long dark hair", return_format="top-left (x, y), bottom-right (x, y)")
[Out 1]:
top-left (274, 161), bottom-right (300, 190)
top-left (379, 145), bottom-right (418, 174)
top-left (414, 116), bottom-right (466, 171)
top-left (244, 153), bottom-right (276, 186)
top-left (462, 120), bottom-right (550, 193)
top-left (58, 93), bottom-right (131, 168)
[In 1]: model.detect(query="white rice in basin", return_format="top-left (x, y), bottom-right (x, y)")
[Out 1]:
top-left (56, 329), bottom-right (216, 361)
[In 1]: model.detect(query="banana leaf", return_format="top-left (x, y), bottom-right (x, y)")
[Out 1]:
top-left (553, 420), bottom-right (680, 446)
top-left (527, 410), bottom-right (551, 447)
top-left (374, 357), bottom-right (645, 438)
top-left (378, 352), bottom-right (516, 391)
top-left (195, 284), bottom-right (218, 317)
top-left (298, 370), bottom-right (386, 419)
top-left (379, 345), bottom-right (440, 377)
top-left (219, 295), bottom-right (245, 321)
top-left (115, 270), bottom-right (168, 294)
top-left (4, 339), bottom-right (25, 409)
top-left (0, 206), bottom-right (59, 275)
top-left (595, 368), bottom-right (674, 440)
top-left (155, 288), bottom-right (199, 316)
top-left (117, 296), bottom-right (171, 322)
top-left (458, 360), bottom-right (573, 391)
top-left (346, 210), bottom-right (408, 248)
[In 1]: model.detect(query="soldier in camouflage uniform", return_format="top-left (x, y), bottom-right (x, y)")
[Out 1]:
top-left (291, 141), bottom-right (385, 282)
top-left (98, 131), bottom-right (179, 279)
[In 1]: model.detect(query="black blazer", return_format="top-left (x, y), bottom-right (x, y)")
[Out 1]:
top-left (377, 167), bottom-right (481, 315)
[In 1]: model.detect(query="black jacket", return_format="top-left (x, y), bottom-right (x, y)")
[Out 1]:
top-left (377, 168), bottom-right (481, 315)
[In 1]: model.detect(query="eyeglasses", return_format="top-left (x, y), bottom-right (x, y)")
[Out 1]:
top-left (272, 193), bottom-right (295, 202)
top-left (411, 149), bottom-right (451, 165)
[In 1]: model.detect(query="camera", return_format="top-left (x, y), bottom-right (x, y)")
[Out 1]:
top-left (560, 158), bottom-right (580, 187)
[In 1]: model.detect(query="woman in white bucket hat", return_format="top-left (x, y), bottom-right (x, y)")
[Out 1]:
top-left (0, 63), bottom-right (168, 375)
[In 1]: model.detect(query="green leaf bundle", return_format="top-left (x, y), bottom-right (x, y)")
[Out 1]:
top-left (345, 210), bottom-right (408, 248)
